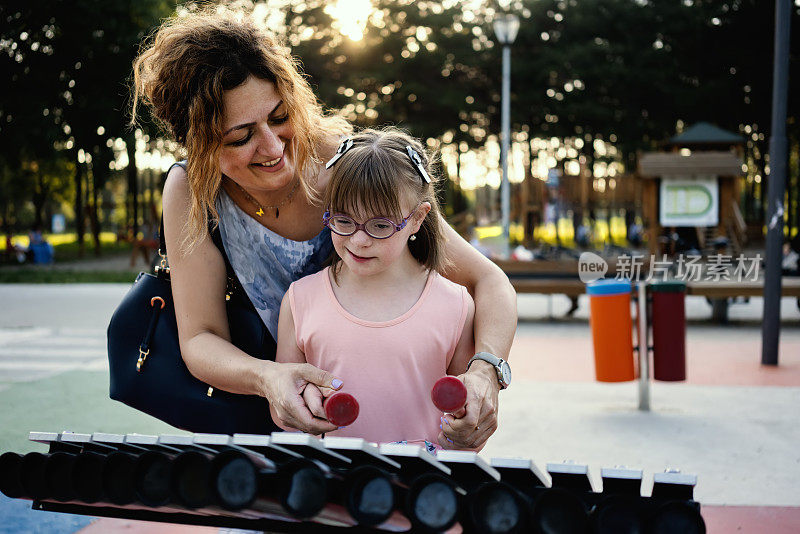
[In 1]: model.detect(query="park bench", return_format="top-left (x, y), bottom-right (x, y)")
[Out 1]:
top-left (496, 260), bottom-right (800, 322)
top-left (686, 279), bottom-right (800, 322)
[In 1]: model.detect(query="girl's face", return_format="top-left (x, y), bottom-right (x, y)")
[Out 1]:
top-left (331, 200), bottom-right (431, 279)
top-left (220, 76), bottom-right (296, 194)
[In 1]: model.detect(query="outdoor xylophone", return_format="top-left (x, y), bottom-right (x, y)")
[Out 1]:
top-left (0, 430), bottom-right (705, 533)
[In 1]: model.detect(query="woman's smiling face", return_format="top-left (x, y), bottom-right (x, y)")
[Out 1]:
top-left (220, 76), bottom-right (296, 193)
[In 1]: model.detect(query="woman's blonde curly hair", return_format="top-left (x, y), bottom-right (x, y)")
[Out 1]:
top-left (131, 7), bottom-right (349, 250)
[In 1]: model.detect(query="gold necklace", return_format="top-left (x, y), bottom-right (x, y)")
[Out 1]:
top-left (228, 178), bottom-right (300, 219)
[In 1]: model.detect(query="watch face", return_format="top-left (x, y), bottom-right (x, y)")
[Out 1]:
top-left (500, 362), bottom-right (512, 386)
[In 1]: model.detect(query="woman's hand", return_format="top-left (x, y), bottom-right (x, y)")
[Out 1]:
top-left (265, 361), bottom-right (343, 435)
top-left (438, 361), bottom-right (500, 450)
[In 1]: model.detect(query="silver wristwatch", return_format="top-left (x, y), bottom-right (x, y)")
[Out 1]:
top-left (467, 352), bottom-right (511, 389)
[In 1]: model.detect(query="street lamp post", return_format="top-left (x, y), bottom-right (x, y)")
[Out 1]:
top-left (493, 13), bottom-right (520, 258)
top-left (762, 0), bottom-right (792, 365)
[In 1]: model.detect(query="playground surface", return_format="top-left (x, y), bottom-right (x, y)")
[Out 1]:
top-left (0, 284), bottom-right (798, 533)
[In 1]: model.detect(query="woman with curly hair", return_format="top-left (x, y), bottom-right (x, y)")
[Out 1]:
top-left (131, 8), bottom-right (516, 449)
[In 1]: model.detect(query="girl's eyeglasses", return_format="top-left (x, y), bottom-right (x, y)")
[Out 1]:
top-left (323, 207), bottom-right (418, 239)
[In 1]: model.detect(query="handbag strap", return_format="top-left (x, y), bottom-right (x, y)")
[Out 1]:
top-left (157, 162), bottom-right (249, 302)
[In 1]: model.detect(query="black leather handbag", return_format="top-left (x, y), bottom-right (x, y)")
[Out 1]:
top-left (107, 218), bottom-right (281, 435)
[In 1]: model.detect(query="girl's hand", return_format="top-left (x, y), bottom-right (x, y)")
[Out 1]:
top-left (302, 382), bottom-right (343, 420)
top-left (265, 362), bottom-right (343, 435)
top-left (302, 384), bottom-right (326, 420)
top-left (438, 361), bottom-right (500, 450)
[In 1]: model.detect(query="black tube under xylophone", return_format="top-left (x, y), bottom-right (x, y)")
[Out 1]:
top-left (166, 447), bottom-right (292, 521)
top-left (293, 459), bottom-right (402, 528)
top-left (591, 495), bottom-right (645, 534)
top-left (527, 462), bottom-right (593, 534)
top-left (489, 457), bottom-right (552, 534)
top-left (71, 450), bottom-right (110, 503)
top-left (168, 434), bottom-right (330, 523)
top-left (170, 450), bottom-right (216, 510)
top-left (18, 449), bottom-right (85, 503)
top-left (154, 440), bottom-right (326, 522)
top-left (403, 472), bottom-right (460, 533)
top-left (20, 432), bottom-right (138, 506)
top-left (114, 445), bottom-right (252, 517)
top-left (128, 434), bottom-right (218, 514)
top-left (44, 451), bottom-right (79, 502)
top-left (269, 433), bottom-right (407, 529)
top-left (591, 467), bottom-right (646, 534)
top-left (529, 487), bottom-right (590, 534)
top-left (133, 450), bottom-right (173, 508)
top-left (90, 432), bottom-right (185, 510)
top-left (648, 501), bottom-right (706, 534)
top-left (101, 450), bottom-right (140, 506)
top-left (648, 470), bottom-right (705, 534)
top-left (210, 449), bottom-right (327, 520)
top-left (433, 450), bottom-right (526, 534)
top-left (331, 461), bottom-right (444, 531)
top-left (337, 464), bottom-right (397, 527)
top-left (318, 436), bottom-right (407, 529)
top-left (462, 481), bottom-right (527, 534)
top-left (53, 432), bottom-right (139, 506)
top-left (0, 452), bottom-right (25, 499)
top-left (19, 452), bottom-right (51, 500)
top-left (373, 442), bottom-right (462, 532)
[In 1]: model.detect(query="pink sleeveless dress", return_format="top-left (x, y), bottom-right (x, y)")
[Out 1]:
top-left (287, 267), bottom-right (473, 445)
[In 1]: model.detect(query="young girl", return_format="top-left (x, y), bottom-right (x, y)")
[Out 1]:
top-left (271, 128), bottom-right (475, 449)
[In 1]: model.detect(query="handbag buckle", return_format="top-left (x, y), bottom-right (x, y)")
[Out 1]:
top-left (137, 347), bottom-right (150, 372)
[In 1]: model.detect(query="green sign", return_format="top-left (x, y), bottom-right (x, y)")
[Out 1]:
top-left (659, 177), bottom-right (718, 226)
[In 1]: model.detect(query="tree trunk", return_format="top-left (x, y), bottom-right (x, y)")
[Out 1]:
top-left (147, 167), bottom-right (155, 222)
top-left (790, 138), bottom-right (799, 239)
top-left (74, 151), bottom-right (85, 257)
top-left (32, 171), bottom-right (46, 230)
top-left (456, 145), bottom-right (461, 187)
top-left (581, 137), bottom-right (596, 240)
top-left (126, 132), bottom-right (139, 236)
top-left (87, 161), bottom-right (101, 257)
top-left (527, 135), bottom-right (541, 243)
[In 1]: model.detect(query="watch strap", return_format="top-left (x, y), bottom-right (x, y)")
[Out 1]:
top-left (467, 352), bottom-right (510, 389)
top-left (468, 351), bottom-right (502, 369)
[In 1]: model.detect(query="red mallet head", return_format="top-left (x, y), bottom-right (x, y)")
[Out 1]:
top-left (431, 376), bottom-right (467, 413)
top-left (324, 392), bottom-right (360, 427)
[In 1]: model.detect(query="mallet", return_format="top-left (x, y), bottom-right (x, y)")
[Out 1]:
top-left (324, 392), bottom-right (360, 427)
top-left (431, 376), bottom-right (467, 415)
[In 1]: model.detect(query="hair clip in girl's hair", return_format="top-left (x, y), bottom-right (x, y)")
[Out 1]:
top-left (406, 146), bottom-right (431, 184)
top-left (325, 138), bottom-right (354, 169)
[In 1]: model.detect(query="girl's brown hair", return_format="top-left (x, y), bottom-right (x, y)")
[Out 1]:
top-left (324, 128), bottom-right (449, 278)
top-left (131, 7), bottom-right (349, 250)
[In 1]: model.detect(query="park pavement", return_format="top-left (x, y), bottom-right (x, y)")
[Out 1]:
top-left (0, 283), bottom-right (798, 533)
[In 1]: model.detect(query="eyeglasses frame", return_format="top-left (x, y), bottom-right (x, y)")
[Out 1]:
top-left (322, 205), bottom-right (421, 240)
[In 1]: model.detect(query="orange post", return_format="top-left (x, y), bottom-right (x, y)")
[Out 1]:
top-left (587, 279), bottom-right (635, 382)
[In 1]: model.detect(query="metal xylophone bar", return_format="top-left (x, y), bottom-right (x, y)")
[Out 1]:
top-left (0, 431), bottom-right (706, 533)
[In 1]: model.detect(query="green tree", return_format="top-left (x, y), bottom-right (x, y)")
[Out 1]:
top-left (0, 0), bottom-right (173, 254)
